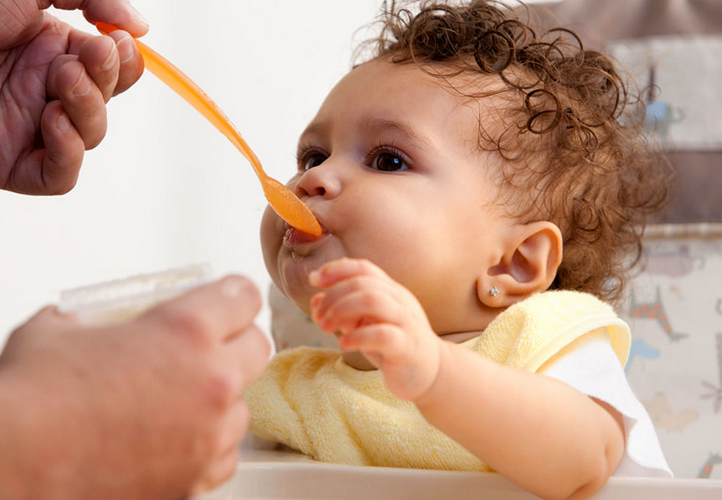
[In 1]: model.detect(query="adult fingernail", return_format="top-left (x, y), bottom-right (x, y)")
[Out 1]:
top-left (117, 36), bottom-right (135, 64)
top-left (221, 280), bottom-right (244, 298)
top-left (57, 112), bottom-right (73, 133)
top-left (72, 72), bottom-right (90, 96)
top-left (100, 43), bottom-right (117, 71)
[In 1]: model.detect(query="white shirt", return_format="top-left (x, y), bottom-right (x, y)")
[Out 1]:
top-left (540, 332), bottom-right (673, 477)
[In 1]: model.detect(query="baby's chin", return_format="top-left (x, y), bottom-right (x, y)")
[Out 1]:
top-left (272, 279), bottom-right (314, 318)
top-left (275, 249), bottom-right (345, 317)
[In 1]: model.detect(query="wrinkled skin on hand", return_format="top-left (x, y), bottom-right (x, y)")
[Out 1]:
top-left (0, 0), bottom-right (146, 194)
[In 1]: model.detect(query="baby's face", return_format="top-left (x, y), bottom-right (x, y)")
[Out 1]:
top-left (261, 58), bottom-right (512, 333)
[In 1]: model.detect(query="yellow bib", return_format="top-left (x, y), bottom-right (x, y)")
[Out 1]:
top-left (246, 290), bottom-right (630, 471)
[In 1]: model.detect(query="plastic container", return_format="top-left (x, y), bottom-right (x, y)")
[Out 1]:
top-left (58, 264), bottom-right (212, 325)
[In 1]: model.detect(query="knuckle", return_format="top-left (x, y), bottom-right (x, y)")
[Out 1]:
top-left (115, 62), bottom-right (143, 96)
top-left (244, 324), bottom-right (271, 357)
top-left (349, 275), bottom-right (373, 292)
top-left (227, 447), bottom-right (241, 467)
top-left (47, 177), bottom-right (78, 195)
top-left (220, 275), bottom-right (261, 306)
top-left (372, 324), bottom-right (390, 339)
top-left (361, 290), bottom-right (386, 311)
top-left (356, 258), bottom-right (377, 274)
top-left (235, 332), bottom-right (271, 388)
top-left (358, 292), bottom-right (377, 310)
top-left (55, 58), bottom-right (81, 86)
top-left (163, 310), bottom-right (213, 346)
top-left (202, 372), bottom-right (235, 411)
top-left (198, 429), bottom-right (226, 462)
top-left (258, 331), bottom-right (272, 360)
top-left (237, 400), bottom-right (251, 427)
top-left (358, 258), bottom-right (374, 269)
top-left (345, 277), bottom-right (364, 293)
top-left (41, 158), bottom-right (81, 195)
top-left (85, 127), bottom-right (107, 150)
top-left (218, 451), bottom-right (240, 483)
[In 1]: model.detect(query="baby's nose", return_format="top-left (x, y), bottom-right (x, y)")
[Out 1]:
top-left (295, 164), bottom-right (341, 199)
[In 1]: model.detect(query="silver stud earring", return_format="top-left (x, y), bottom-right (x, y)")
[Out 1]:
top-left (489, 286), bottom-right (500, 297)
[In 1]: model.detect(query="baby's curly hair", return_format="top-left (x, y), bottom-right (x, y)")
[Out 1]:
top-left (362, 0), bottom-right (669, 303)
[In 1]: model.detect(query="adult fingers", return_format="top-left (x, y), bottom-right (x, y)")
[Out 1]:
top-left (222, 324), bottom-right (271, 392)
top-left (106, 30), bottom-right (144, 96)
top-left (189, 401), bottom-right (249, 496)
top-left (68, 27), bottom-right (144, 99)
top-left (46, 55), bottom-right (107, 150)
top-left (191, 446), bottom-right (240, 496)
top-left (49, 0), bottom-right (149, 38)
top-left (77, 35), bottom-right (119, 103)
top-left (190, 445), bottom-right (241, 496)
top-left (145, 275), bottom-right (263, 344)
top-left (2, 306), bottom-right (80, 360)
top-left (9, 100), bottom-right (85, 195)
top-left (16, 305), bottom-right (80, 333)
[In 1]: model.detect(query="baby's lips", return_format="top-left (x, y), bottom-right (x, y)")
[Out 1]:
top-left (285, 219), bottom-right (328, 244)
top-left (292, 228), bottom-right (323, 243)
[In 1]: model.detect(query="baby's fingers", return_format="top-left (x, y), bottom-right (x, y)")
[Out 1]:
top-left (311, 274), bottom-right (396, 324)
top-left (9, 100), bottom-right (85, 195)
top-left (315, 289), bottom-right (400, 333)
top-left (338, 323), bottom-right (406, 358)
top-left (310, 258), bottom-right (390, 289)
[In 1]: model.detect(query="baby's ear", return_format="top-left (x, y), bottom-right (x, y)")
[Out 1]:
top-left (477, 221), bottom-right (562, 308)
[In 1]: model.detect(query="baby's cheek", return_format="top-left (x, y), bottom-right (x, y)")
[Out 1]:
top-left (260, 206), bottom-right (282, 248)
top-left (260, 207), bottom-right (284, 275)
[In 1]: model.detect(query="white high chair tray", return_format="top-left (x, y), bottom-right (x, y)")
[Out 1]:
top-left (199, 450), bottom-right (722, 500)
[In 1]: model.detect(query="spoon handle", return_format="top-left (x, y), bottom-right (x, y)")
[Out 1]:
top-left (96, 22), bottom-right (265, 180)
top-left (95, 23), bottom-right (322, 236)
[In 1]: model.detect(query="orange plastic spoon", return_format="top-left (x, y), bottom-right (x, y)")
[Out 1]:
top-left (97, 22), bottom-right (321, 236)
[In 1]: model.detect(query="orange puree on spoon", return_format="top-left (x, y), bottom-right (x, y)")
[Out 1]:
top-left (97, 22), bottom-right (322, 237)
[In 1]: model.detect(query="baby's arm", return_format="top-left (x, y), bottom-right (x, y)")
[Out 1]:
top-left (310, 258), bottom-right (625, 500)
top-left (418, 342), bottom-right (625, 499)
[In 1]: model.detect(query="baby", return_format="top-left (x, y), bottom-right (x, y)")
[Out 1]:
top-left (246, 1), bottom-right (672, 498)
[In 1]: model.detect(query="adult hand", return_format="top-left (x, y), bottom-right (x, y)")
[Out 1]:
top-left (0, 0), bottom-right (148, 195)
top-left (0, 276), bottom-right (270, 500)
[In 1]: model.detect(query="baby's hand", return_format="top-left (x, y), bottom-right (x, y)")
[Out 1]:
top-left (309, 258), bottom-right (442, 402)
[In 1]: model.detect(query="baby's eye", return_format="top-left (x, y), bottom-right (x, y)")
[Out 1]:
top-left (300, 151), bottom-right (327, 171)
top-left (369, 149), bottom-right (409, 172)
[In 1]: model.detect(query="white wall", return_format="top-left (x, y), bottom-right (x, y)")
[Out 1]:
top-left (0, 0), bottom-right (383, 345)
